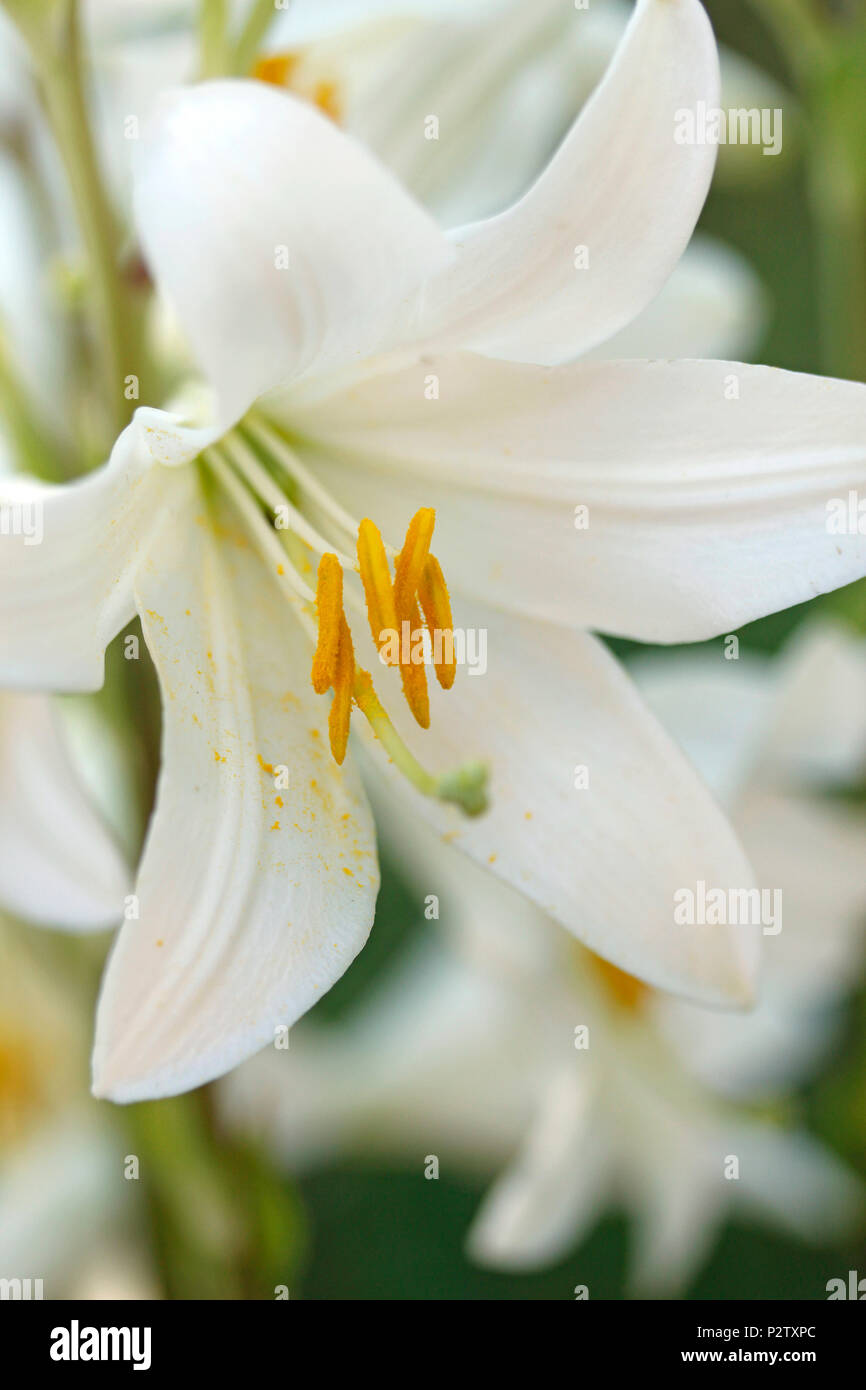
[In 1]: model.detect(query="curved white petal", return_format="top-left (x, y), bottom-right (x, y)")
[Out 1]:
top-left (417, 0), bottom-right (719, 363)
top-left (585, 234), bottom-right (767, 363)
top-left (631, 647), bottom-right (777, 805)
top-left (361, 601), bottom-right (760, 1006)
top-left (468, 1067), bottom-right (609, 1269)
top-left (0, 693), bottom-right (129, 929)
top-left (0, 407), bottom-right (204, 691)
top-left (734, 1123), bottom-right (865, 1243)
top-left (620, 1079), bottom-right (725, 1294)
top-left (92, 493), bottom-right (378, 1102)
top-left (290, 355), bottom-right (866, 642)
top-left (758, 620), bottom-right (866, 784)
top-left (134, 80), bottom-right (452, 425)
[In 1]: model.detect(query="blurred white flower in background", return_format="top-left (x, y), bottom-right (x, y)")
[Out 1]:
top-left (0, 918), bottom-right (153, 1298)
top-left (222, 621), bottom-right (866, 1293)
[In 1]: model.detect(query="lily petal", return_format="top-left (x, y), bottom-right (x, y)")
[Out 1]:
top-left (361, 600), bottom-right (760, 1006)
top-left (289, 355), bottom-right (866, 642)
top-left (92, 493), bottom-right (378, 1102)
top-left (134, 79), bottom-right (452, 426)
top-left (584, 235), bottom-right (767, 363)
top-left (0, 407), bottom-right (203, 691)
top-left (0, 693), bottom-right (129, 929)
top-left (417, 0), bottom-right (719, 363)
top-left (468, 1066), bottom-right (609, 1270)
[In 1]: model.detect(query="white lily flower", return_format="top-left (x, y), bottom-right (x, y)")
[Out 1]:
top-left (222, 625), bottom-right (866, 1290)
top-left (4, 0), bottom-right (866, 1103)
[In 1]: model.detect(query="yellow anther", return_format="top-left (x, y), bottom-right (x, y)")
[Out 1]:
top-left (397, 595), bottom-right (430, 729)
top-left (311, 552), bottom-right (343, 694)
top-left (417, 554), bottom-right (456, 691)
top-left (393, 507), bottom-right (435, 616)
top-left (357, 518), bottom-right (399, 661)
top-left (392, 509), bottom-right (436, 729)
top-left (253, 53), bottom-right (298, 87)
top-left (328, 615), bottom-right (355, 765)
top-left (313, 80), bottom-right (341, 122)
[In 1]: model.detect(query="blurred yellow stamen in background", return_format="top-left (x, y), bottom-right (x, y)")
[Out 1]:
top-left (253, 52), bottom-right (342, 123)
top-left (592, 954), bottom-right (648, 1013)
top-left (313, 80), bottom-right (341, 123)
top-left (253, 53), bottom-right (297, 87)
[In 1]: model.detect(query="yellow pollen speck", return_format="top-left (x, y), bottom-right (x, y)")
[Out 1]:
top-left (342, 867), bottom-right (353, 877)
top-left (525, 811), bottom-right (533, 820)
top-left (156, 938), bottom-right (164, 947)
top-left (488, 853), bottom-right (497, 864)
top-left (271, 820), bottom-right (281, 831)
top-left (275, 796), bottom-right (283, 808)
top-left (257, 754), bottom-right (274, 775)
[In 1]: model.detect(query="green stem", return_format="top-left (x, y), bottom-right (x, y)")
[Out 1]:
top-left (198, 0), bottom-right (230, 78)
top-left (0, 331), bottom-right (69, 480)
top-left (750, 0), bottom-right (866, 380)
top-left (35, 0), bottom-right (136, 437)
top-left (231, 0), bottom-right (281, 76)
top-left (808, 128), bottom-right (866, 381)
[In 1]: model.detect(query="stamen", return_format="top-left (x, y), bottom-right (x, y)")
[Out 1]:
top-left (328, 614), bottom-right (354, 764)
top-left (223, 431), bottom-right (356, 572)
top-left (398, 594), bottom-right (430, 729)
top-left (354, 670), bottom-right (488, 816)
top-left (393, 507), bottom-right (435, 614)
top-left (244, 416), bottom-right (362, 552)
top-left (417, 555), bottom-right (456, 691)
top-left (392, 508), bottom-right (436, 729)
top-left (357, 518), bottom-right (399, 659)
top-left (204, 432), bottom-right (487, 817)
top-left (253, 53), bottom-right (298, 87)
top-left (311, 554), bottom-right (343, 695)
